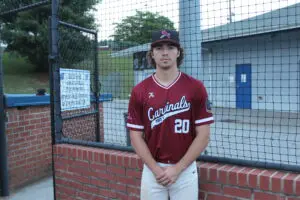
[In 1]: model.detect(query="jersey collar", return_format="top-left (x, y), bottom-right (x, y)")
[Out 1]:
top-left (152, 72), bottom-right (182, 89)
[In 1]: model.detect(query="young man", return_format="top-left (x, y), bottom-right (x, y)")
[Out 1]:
top-left (126, 29), bottom-right (214, 200)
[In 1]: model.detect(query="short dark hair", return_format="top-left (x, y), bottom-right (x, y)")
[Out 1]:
top-left (146, 46), bottom-right (184, 68)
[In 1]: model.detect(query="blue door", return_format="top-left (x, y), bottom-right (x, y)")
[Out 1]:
top-left (236, 64), bottom-right (251, 109)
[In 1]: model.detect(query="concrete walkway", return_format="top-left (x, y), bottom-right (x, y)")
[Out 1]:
top-left (0, 177), bottom-right (54, 200)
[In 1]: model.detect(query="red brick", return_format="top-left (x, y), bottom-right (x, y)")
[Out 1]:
top-left (253, 192), bottom-right (283, 200)
top-left (55, 178), bottom-right (82, 189)
top-left (71, 174), bottom-right (90, 184)
top-left (130, 157), bottom-right (139, 169)
top-left (199, 191), bottom-right (206, 200)
top-left (127, 186), bottom-right (140, 196)
top-left (93, 170), bottom-right (115, 181)
top-left (57, 185), bottom-right (77, 197)
top-left (296, 175), bottom-right (300, 196)
top-left (83, 185), bottom-right (100, 194)
top-left (228, 167), bottom-right (241, 185)
top-left (116, 192), bottom-right (128, 200)
top-left (99, 188), bottom-right (117, 198)
top-left (199, 163), bottom-right (210, 181)
top-left (110, 154), bottom-right (117, 165)
top-left (116, 176), bottom-right (137, 186)
top-left (128, 196), bottom-right (140, 200)
top-left (109, 182), bottom-right (127, 192)
top-left (107, 165), bottom-right (125, 175)
top-left (126, 169), bottom-right (142, 179)
top-left (200, 183), bottom-right (221, 193)
top-left (99, 152), bottom-right (105, 163)
top-left (73, 160), bottom-right (90, 169)
top-left (117, 155), bottom-right (124, 166)
top-left (92, 195), bottom-right (108, 200)
top-left (94, 152), bottom-right (100, 162)
top-left (259, 170), bottom-right (276, 191)
top-left (77, 191), bottom-right (95, 200)
top-left (283, 174), bottom-right (298, 195)
top-left (223, 186), bottom-right (251, 199)
top-left (208, 164), bottom-right (222, 182)
top-left (90, 163), bottom-right (106, 172)
top-left (105, 154), bottom-right (110, 163)
top-left (207, 194), bottom-right (234, 200)
top-left (218, 165), bottom-right (233, 184)
top-left (271, 172), bottom-right (286, 193)
top-left (248, 169), bottom-right (264, 188)
top-left (82, 149), bottom-right (88, 160)
top-left (88, 151), bottom-right (94, 161)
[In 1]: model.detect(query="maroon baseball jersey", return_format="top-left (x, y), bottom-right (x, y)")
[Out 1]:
top-left (127, 72), bottom-right (214, 164)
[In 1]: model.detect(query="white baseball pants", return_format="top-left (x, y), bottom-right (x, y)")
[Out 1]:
top-left (140, 161), bottom-right (198, 200)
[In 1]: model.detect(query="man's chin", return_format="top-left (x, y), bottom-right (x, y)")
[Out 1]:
top-left (158, 64), bottom-right (171, 69)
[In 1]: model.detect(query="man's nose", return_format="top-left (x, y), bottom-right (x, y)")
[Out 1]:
top-left (162, 48), bottom-right (168, 54)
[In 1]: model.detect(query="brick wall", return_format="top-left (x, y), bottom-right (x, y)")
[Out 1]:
top-left (5, 103), bottom-right (104, 190)
top-left (53, 144), bottom-right (300, 200)
top-left (6, 106), bottom-right (52, 189)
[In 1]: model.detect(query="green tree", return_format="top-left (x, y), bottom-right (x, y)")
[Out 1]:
top-left (112, 11), bottom-right (175, 45)
top-left (0, 0), bottom-right (101, 72)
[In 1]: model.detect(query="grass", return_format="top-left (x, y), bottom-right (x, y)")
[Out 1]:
top-left (2, 50), bottom-right (134, 98)
top-left (98, 50), bottom-right (134, 99)
top-left (2, 51), bottom-right (49, 94)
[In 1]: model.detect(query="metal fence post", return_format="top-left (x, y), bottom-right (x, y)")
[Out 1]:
top-left (124, 112), bottom-right (131, 146)
top-left (50, 0), bottom-right (62, 143)
top-left (49, 1), bottom-right (60, 199)
top-left (0, 40), bottom-right (9, 197)
top-left (95, 32), bottom-right (100, 142)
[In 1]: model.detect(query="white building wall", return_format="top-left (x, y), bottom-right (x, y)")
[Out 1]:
top-left (201, 30), bottom-right (300, 112)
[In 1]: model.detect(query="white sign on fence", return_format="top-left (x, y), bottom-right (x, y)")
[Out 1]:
top-left (60, 68), bottom-right (90, 111)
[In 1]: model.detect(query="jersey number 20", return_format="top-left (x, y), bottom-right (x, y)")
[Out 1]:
top-left (174, 119), bottom-right (190, 133)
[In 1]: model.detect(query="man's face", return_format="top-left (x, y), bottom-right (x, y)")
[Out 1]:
top-left (152, 42), bottom-right (179, 69)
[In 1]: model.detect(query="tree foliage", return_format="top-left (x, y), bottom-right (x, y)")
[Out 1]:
top-left (0, 0), bottom-right (101, 72)
top-left (112, 11), bottom-right (175, 45)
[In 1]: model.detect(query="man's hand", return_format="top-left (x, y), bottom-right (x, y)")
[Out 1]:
top-left (155, 166), bottom-right (182, 186)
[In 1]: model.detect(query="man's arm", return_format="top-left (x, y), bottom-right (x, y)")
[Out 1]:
top-left (130, 130), bottom-right (165, 177)
top-left (176, 124), bottom-right (210, 171)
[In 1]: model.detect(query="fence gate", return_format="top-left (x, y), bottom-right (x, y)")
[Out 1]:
top-left (49, 1), bottom-right (100, 146)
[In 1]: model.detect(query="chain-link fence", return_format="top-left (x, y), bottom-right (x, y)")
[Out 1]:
top-left (93, 0), bottom-right (300, 172)
top-left (0, 0), bottom-right (50, 16)
top-left (2, 0), bottom-right (299, 178)
top-left (57, 22), bottom-right (100, 142)
top-left (0, 0), bottom-right (51, 196)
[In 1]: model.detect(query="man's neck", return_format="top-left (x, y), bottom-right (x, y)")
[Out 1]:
top-left (154, 67), bottom-right (180, 87)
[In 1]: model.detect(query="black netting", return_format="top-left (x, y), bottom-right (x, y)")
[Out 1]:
top-left (58, 23), bottom-right (99, 142)
top-left (0, 0), bottom-right (49, 16)
top-left (95, 0), bottom-right (300, 169)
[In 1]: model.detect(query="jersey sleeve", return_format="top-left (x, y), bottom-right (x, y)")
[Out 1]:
top-left (193, 81), bottom-right (214, 126)
top-left (126, 88), bottom-right (144, 131)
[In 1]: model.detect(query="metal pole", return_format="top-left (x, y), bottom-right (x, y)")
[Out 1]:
top-left (0, 40), bottom-right (9, 197)
top-left (228, 0), bottom-right (232, 23)
top-left (49, 0), bottom-right (60, 199)
top-left (50, 0), bottom-right (62, 143)
top-left (94, 33), bottom-right (100, 142)
top-left (179, 0), bottom-right (202, 78)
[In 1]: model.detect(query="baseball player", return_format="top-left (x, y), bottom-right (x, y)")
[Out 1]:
top-left (126, 29), bottom-right (214, 200)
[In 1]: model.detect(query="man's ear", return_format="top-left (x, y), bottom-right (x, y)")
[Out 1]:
top-left (177, 51), bottom-right (180, 57)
